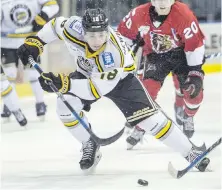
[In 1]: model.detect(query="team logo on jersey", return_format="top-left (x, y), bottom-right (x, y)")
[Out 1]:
top-left (69, 20), bottom-right (84, 35)
top-left (102, 52), bottom-right (114, 68)
top-left (150, 32), bottom-right (177, 53)
top-left (10, 4), bottom-right (31, 27)
top-left (77, 56), bottom-right (93, 73)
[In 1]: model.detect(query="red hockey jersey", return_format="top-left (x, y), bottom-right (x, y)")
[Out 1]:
top-left (117, 2), bottom-right (205, 66)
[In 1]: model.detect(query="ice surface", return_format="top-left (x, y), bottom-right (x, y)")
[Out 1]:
top-left (1, 74), bottom-right (221, 190)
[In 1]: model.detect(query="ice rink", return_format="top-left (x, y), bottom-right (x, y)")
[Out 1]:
top-left (1, 73), bottom-right (221, 190)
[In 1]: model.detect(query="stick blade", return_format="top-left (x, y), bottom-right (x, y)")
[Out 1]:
top-left (168, 162), bottom-right (180, 179)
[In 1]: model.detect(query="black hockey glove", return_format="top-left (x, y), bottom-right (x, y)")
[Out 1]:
top-left (38, 72), bottom-right (70, 93)
top-left (17, 36), bottom-right (46, 66)
top-left (182, 70), bottom-right (204, 99)
top-left (32, 11), bottom-right (49, 32)
top-left (132, 32), bottom-right (145, 47)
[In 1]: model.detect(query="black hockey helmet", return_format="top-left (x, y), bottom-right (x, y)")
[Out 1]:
top-left (82, 8), bottom-right (109, 32)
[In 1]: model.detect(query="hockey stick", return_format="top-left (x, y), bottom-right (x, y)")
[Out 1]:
top-left (28, 56), bottom-right (124, 146)
top-left (205, 52), bottom-right (222, 60)
top-left (168, 137), bottom-right (222, 179)
top-left (1, 25), bottom-right (37, 38)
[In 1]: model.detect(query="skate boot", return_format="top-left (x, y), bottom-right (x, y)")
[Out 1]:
top-left (124, 121), bottom-right (134, 134)
top-left (12, 109), bottom-right (27, 126)
top-left (126, 126), bottom-right (145, 150)
top-left (1, 104), bottom-right (11, 117)
top-left (79, 138), bottom-right (102, 172)
top-left (1, 104), bottom-right (11, 122)
top-left (185, 146), bottom-right (210, 172)
top-left (174, 104), bottom-right (184, 126)
top-left (36, 102), bottom-right (47, 120)
top-left (183, 113), bottom-right (194, 138)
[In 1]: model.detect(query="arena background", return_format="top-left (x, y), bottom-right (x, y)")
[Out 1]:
top-left (15, 0), bottom-right (221, 97)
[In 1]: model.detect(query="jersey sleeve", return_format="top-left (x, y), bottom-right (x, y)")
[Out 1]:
top-left (178, 13), bottom-right (205, 66)
top-left (38, 0), bottom-right (59, 18)
top-left (37, 16), bottom-right (67, 43)
top-left (117, 8), bottom-right (140, 40)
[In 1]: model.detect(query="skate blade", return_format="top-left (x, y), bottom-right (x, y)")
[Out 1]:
top-left (38, 115), bottom-right (45, 122)
top-left (82, 152), bottom-right (102, 175)
top-left (127, 143), bottom-right (134, 150)
top-left (1, 117), bottom-right (11, 124)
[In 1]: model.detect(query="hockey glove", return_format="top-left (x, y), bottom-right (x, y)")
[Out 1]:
top-left (17, 36), bottom-right (46, 66)
top-left (132, 32), bottom-right (145, 47)
top-left (182, 70), bottom-right (204, 99)
top-left (38, 72), bottom-right (70, 93)
top-left (32, 11), bottom-right (49, 32)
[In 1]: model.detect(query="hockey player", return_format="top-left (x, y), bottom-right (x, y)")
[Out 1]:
top-left (1, 0), bottom-right (59, 120)
top-left (117, 0), bottom-right (206, 147)
top-left (17, 8), bottom-right (209, 172)
top-left (1, 66), bottom-right (27, 126)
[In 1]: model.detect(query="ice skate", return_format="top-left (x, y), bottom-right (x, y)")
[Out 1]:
top-left (174, 104), bottom-right (184, 126)
top-left (1, 104), bottom-right (11, 123)
top-left (185, 146), bottom-right (210, 172)
top-left (12, 109), bottom-right (27, 126)
top-left (126, 126), bottom-right (145, 150)
top-left (183, 113), bottom-right (194, 138)
top-left (124, 121), bottom-right (134, 135)
top-left (79, 138), bottom-right (102, 174)
top-left (36, 102), bottom-right (47, 121)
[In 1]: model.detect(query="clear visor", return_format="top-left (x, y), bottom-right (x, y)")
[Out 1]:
top-left (84, 31), bottom-right (108, 51)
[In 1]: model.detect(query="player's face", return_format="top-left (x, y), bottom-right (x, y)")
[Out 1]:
top-left (84, 31), bottom-right (108, 51)
top-left (151, 0), bottom-right (174, 15)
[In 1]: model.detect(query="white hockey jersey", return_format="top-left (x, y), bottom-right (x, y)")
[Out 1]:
top-left (1, 0), bottom-right (59, 49)
top-left (37, 16), bottom-right (136, 100)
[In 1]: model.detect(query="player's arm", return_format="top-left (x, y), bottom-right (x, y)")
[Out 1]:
top-left (33, 0), bottom-right (59, 31)
top-left (17, 16), bottom-right (68, 65)
top-left (117, 8), bottom-right (141, 46)
top-left (179, 15), bottom-right (205, 98)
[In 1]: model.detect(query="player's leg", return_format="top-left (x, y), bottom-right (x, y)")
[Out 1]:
top-left (106, 74), bottom-right (209, 171)
top-left (1, 48), bottom-right (18, 119)
top-left (56, 71), bottom-right (101, 171)
top-left (125, 54), bottom-right (171, 147)
top-left (174, 64), bottom-right (204, 138)
top-left (1, 66), bottom-right (27, 126)
top-left (25, 58), bottom-right (46, 119)
top-left (56, 93), bottom-right (101, 171)
top-left (172, 74), bottom-right (185, 126)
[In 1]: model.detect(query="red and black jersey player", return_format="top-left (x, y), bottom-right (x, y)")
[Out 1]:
top-left (118, 0), bottom-right (206, 149)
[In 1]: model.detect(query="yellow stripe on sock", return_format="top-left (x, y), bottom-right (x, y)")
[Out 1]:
top-left (1, 86), bottom-right (13, 96)
top-left (64, 112), bottom-right (84, 127)
top-left (155, 120), bottom-right (172, 139)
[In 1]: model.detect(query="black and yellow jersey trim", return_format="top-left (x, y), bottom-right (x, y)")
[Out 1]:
top-left (1, 85), bottom-right (12, 96)
top-left (89, 79), bottom-right (100, 99)
top-left (93, 55), bottom-right (104, 72)
top-left (63, 28), bottom-right (86, 49)
top-left (110, 33), bottom-right (124, 68)
top-left (64, 111), bottom-right (84, 127)
top-left (86, 43), bottom-right (106, 59)
top-left (51, 18), bottom-right (63, 40)
top-left (155, 120), bottom-right (172, 139)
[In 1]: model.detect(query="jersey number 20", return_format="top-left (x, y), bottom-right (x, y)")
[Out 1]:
top-left (123, 8), bottom-right (136, 29)
top-left (183, 21), bottom-right (198, 39)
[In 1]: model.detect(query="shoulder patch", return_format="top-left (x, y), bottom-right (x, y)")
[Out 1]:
top-left (102, 52), bottom-right (115, 68)
top-left (69, 20), bottom-right (84, 35)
